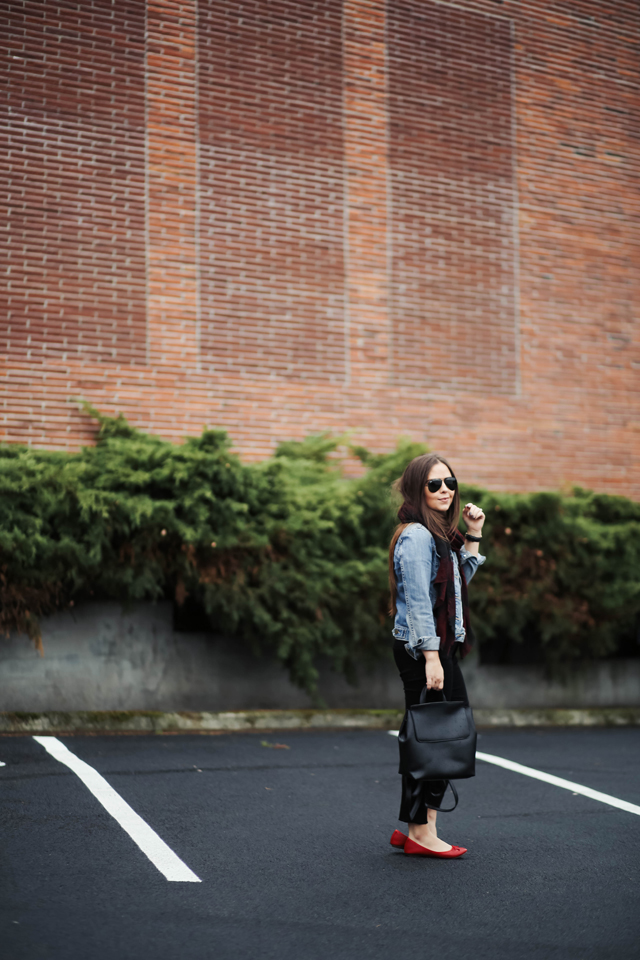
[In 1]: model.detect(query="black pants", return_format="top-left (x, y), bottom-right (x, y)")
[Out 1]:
top-left (393, 638), bottom-right (470, 824)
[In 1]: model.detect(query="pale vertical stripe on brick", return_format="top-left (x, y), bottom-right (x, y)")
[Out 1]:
top-left (343, 0), bottom-right (391, 385)
top-left (146, 0), bottom-right (199, 368)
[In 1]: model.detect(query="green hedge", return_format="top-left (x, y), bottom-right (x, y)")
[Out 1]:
top-left (1, 409), bottom-right (639, 691)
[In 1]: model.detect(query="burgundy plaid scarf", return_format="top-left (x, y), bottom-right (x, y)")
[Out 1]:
top-left (397, 504), bottom-right (474, 659)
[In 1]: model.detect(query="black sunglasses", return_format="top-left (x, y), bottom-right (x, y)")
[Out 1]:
top-left (426, 476), bottom-right (457, 494)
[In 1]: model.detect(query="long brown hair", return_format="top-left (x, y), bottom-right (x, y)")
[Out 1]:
top-left (388, 453), bottom-right (461, 616)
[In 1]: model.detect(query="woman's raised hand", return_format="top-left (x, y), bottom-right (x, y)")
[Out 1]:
top-left (462, 502), bottom-right (485, 535)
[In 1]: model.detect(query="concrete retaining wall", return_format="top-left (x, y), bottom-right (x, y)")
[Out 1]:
top-left (1, 602), bottom-right (639, 712)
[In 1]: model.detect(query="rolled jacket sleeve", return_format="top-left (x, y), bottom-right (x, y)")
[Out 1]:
top-left (395, 526), bottom-right (440, 657)
top-left (459, 546), bottom-right (486, 584)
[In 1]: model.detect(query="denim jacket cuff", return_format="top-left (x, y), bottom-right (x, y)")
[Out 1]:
top-left (405, 636), bottom-right (441, 659)
top-left (460, 547), bottom-right (486, 566)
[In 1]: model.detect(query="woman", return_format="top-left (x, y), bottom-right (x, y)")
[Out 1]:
top-left (388, 453), bottom-right (486, 858)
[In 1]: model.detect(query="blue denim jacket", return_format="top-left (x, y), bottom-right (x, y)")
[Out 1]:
top-left (392, 523), bottom-right (486, 659)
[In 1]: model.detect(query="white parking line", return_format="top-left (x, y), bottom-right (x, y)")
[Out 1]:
top-left (33, 736), bottom-right (201, 882)
top-left (386, 731), bottom-right (640, 816)
top-left (476, 751), bottom-right (640, 816)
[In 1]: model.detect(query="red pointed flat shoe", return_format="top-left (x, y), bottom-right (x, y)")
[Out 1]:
top-left (390, 829), bottom-right (408, 848)
top-left (404, 838), bottom-right (467, 858)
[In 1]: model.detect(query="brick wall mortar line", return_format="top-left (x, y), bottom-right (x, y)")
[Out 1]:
top-left (413, 0), bottom-right (512, 22)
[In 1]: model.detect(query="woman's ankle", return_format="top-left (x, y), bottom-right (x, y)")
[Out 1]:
top-left (408, 822), bottom-right (430, 841)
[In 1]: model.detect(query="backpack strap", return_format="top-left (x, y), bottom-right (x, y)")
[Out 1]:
top-left (425, 779), bottom-right (458, 813)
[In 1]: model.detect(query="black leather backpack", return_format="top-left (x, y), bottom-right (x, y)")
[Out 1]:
top-left (398, 689), bottom-right (477, 811)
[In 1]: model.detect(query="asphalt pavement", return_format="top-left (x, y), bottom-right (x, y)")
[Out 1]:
top-left (2, 726), bottom-right (639, 960)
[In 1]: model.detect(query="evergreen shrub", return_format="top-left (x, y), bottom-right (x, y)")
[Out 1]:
top-left (1, 410), bottom-right (638, 691)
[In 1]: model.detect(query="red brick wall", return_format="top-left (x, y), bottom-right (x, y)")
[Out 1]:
top-left (1, 0), bottom-right (147, 364)
top-left (1, 0), bottom-right (639, 497)
top-left (388, 1), bottom-right (516, 393)
top-left (198, 0), bottom-right (346, 381)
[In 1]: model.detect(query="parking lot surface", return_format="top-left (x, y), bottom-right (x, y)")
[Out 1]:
top-left (2, 727), bottom-right (639, 960)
